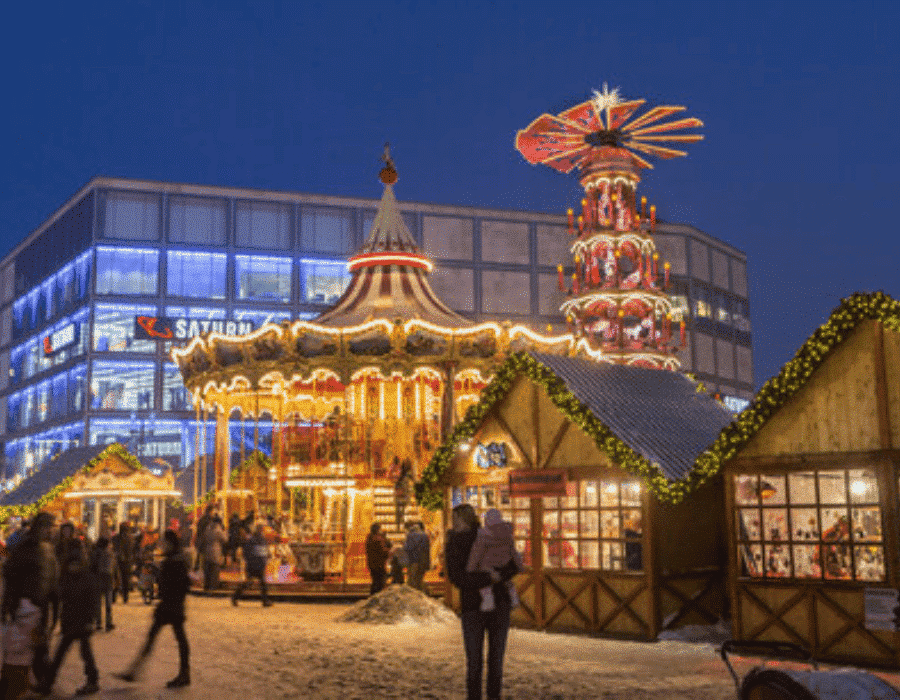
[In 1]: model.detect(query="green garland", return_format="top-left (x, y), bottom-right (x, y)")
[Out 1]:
top-left (695, 291), bottom-right (900, 478)
top-left (229, 450), bottom-right (272, 486)
top-left (0, 443), bottom-right (145, 523)
top-left (418, 292), bottom-right (900, 510)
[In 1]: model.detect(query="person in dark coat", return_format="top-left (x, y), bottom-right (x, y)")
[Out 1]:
top-left (1, 511), bottom-right (57, 695)
top-left (89, 537), bottom-right (115, 631)
top-left (116, 530), bottom-right (191, 688)
top-left (192, 505), bottom-right (215, 573)
top-left (445, 503), bottom-right (519, 700)
top-left (226, 513), bottom-right (242, 566)
top-left (37, 541), bottom-right (100, 696)
top-left (111, 523), bottom-right (135, 603)
top-left (364, 523), bottom-right (391, 595)
top-left (231, 524), bottom-right (272, 606)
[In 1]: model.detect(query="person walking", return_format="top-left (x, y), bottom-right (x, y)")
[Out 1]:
top-left (111, 523), bottom-right (135, 604)
top-left (115, 530), bottom-right (191, 688)
top-left (364, 523), bottom-right (391, 595)
top-left (89, 537), bottom-right (115, 631)
top-left (232, 524), bottom-right (271, 607)
top-left (1, 511), bottom-right (57, 698)
top-left (37, 541), bottom-right (100, 696)
top-left (403, 521), bottom-right (431, 592)
top-left (201, 516), bottom-right (226, 591)
top-left (226, 513), bottom-right (242, 567)
top-left (192, 505), bottom-right (214, 574)
top-left (445, 503), bottom-right (519, 700)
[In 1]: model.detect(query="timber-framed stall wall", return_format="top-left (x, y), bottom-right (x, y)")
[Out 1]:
top-left (437, 358), bottom-right (732, 640)
top-left (721, 314), bottom-right (900, 668)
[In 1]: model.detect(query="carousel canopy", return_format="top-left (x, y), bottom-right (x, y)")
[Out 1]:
top-left (315, 180), bottom-right (473, 329)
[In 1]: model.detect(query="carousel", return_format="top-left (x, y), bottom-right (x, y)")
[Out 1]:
top-left (171, 152), bottom-right (584, 587)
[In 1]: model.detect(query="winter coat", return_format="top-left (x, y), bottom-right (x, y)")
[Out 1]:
top-left (2, 536), bottom-right (57, 619)
top-left (466, 519), bottom-right (522, 573)
top-left (445, 527), bottom-right (518, 614)
top-left (155, 552), bottom-right (190, 623)
top-left (241, 533), bottom-right (269, 576)
top-left (112, 530), bottom-right (135, 564)
top-left (59, 564), bottom-right (99, 637)
top-left (89, 546), bottom-right (115, 590)
top-left (202, 522), bottom-right (227, 563)
top-left (194, 514), bottom-right (212, 550)
top-left (403, 529), bottom-right (431, 566)
top-left (365, 532), bottom-right (391, 572)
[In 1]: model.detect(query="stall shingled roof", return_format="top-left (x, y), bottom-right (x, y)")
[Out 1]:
top-left (418, 351), bottom-right (733, 508)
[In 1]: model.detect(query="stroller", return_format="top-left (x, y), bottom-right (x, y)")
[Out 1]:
top-left (720, 640), bottom-right (900, 700)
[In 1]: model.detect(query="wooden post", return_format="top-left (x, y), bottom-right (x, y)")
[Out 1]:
top-left (874, 322), bottom-right (893, 450)
top-left (645, 489), bottom-right (660, 639)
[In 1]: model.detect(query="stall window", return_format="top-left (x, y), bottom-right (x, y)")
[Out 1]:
top-left (96, 247), bottom-right (159, 295)
top-left (449, 484), bottom-right (513, 531)
top-left (90, 361), bottom-right (155, 411)
top-left (235, 255), bottom-right (292, 302)
top-left (92, 304), bottom-right (157, 353)
top-left (734, 470), bottom-right (884, 582)
top-left (543, 479), bottom-right (643, 571)
top-left (300, 259), bottom-right (351, 305)
top-left (166, 251), bottom-right (226, 299)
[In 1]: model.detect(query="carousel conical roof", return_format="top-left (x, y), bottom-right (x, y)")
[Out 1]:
top-left (314, 176), bottom-right (474, 329)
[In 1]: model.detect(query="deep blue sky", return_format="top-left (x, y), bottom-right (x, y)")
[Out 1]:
top-left (1, 1), bottom-right (898, 389)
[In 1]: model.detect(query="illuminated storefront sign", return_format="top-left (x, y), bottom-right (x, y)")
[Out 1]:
top-left (134, 316), bottom-right (255, 341)
top-left (43, 323), bottom-right (80, 356)
top-left (509, 468), bottom-right (568, 497)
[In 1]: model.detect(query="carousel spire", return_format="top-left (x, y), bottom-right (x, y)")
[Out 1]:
top-left (314, 149), bottom-right (474, 328)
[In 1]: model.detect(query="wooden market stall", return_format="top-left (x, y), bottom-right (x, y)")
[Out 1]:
top-left (700, 292), bottom-right (900, 667)
top-left (0, 442), bottom-right (180, 540)
top-left (419, 351), bottom-right (733, 640)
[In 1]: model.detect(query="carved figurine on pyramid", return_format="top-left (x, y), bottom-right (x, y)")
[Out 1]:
top-left (516, 84), bottom-right (704, 370)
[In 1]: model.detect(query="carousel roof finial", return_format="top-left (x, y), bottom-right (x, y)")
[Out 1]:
top-left (380, 142), bottom-right (397, 184)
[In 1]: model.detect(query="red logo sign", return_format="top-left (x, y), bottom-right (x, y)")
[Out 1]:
top-left (136, 316), bottom-right (174, 340)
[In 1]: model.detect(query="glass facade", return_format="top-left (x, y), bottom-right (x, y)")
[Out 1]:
top-left (0, 178), bottom-right (753, 486)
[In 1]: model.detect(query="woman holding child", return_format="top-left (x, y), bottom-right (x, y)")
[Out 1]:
top-left (445, 503), bottom-right (520, 700)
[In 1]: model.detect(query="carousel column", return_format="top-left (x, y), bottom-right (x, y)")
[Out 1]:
top-left (220, 406), bottom-right (232, 523)
top-left (194, 402), bottom-right (201, 512)
top-left (201, 406), bottom-right (208, 510)
top-left (440, 362), bottom-right (458, 449)
top-left (275, 395), bottom-right (284, 516)
top-left (151, 498), bottom-right (159, 531)
top-left (93, 498), bottom-right (101, 536)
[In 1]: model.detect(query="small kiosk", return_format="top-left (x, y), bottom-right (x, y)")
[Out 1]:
top-left (705, 293), bottom-right (900, 667)
top-left (0, 442), bottom-right (180, 539)
top-left (420, 351), bottom-right (733, 640)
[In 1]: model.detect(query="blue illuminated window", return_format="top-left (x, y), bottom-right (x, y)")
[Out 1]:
top-left (54, 263), bottom-right (76, 314)
top-left (35, 380), bottom-right (51, 424)
top-left (93, 303), bottom-right (157, 353)
top-left (40, 279), bottom-right (54, 326)
top-left (96, 247), bottom-right (159, 295)
top-left (13, 298), bottom-right (26, 337)
top-left (75, 251), bottom-right (92, 301)
top-left (90, 360), bottom-right (155, 411)
top-left (69, 365), bottom-right (86, 413)
top-left (25, 289), bottom-right (40, 332)
top-left (163, 363), bottom-right (191, 411)
top-left (10, 346), bottom-right (24, 385)
top-left (236, 200), bottom-right (291, 249)
top-left (90, 418), bottom-right (208, 470)
top-left (6, 392), bottom-right (21, 432)
top-left (103, 191), bottom-right (160, 240)
top-left (166, 251), bottom-right (226, 299)
top-left (300, 207), bottom-right (354, 254)
top-left (300, 259), bottom-right (350, 305)
top-left (235, 255), bottom-right (292, 302)
top-left (51, 373), bottom-right (68, 419)
top-left (169, 196), bottom-right (226, 245)
top-left (232, 308), bottom-right (291, 327)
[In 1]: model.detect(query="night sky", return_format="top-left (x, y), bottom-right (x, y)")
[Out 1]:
top-left (1, 1), bottom-right (898, 390)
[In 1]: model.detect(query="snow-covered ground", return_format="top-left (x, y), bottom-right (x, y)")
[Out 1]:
top-left (37, 588), bottom-right (900, 700)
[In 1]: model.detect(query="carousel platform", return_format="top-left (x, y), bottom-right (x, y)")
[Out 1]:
top-left (188, 567), bottom-right (447, 601)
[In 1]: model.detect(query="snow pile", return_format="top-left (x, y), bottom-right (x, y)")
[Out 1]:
top-left (336, 584), bottom-right (458, 625)
top-left (656, 619), bottom-right (731, 644)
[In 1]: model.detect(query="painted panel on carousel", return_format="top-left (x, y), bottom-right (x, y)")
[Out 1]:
top-left (347, 329), bottom-right (391, 356)
top-left (251, 332), bottom-right (284, 362)
top-left (404, 330), bottom-right (448, 357)
top-left (458, 330), bottom-right (497, 358)
top-left (215, 342), bottom-right (244, 367)
top-left (295, 332), bottom-right (338, 358)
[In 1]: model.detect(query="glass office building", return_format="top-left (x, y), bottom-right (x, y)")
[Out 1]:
top-left (0, 177), bottom-right (753, 485)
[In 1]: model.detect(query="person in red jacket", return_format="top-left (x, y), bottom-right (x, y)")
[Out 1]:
top-left (364, 523), bottom-right (392, 595)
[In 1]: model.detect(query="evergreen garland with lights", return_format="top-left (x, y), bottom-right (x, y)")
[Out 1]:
top-left (417, 292), bottom-right (900, 511)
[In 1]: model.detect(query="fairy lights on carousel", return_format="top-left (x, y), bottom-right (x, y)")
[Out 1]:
top-left (516, 84), bottom-right (704, 369)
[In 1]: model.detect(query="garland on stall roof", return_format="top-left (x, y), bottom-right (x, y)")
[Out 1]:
top-left (0, 443), bottom-right (145, 523)
top-left (694, 291), bottom-right (900, 478)
top-left (417, 352), bottom-right (692, 509)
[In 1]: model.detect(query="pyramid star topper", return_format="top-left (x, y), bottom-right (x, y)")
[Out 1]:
top-left (591, 83), bottom-right (622, 113)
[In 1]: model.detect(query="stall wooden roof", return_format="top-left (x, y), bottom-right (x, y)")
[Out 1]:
top-left (420, 351), bottom-right (733, 506)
